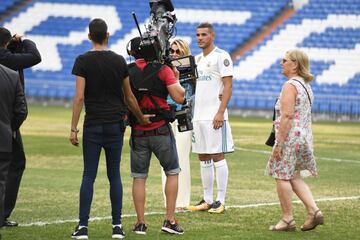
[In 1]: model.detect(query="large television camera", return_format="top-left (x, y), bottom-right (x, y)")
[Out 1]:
top-left (171, 55), bottom-right (198, 132)
top-left (130, 0), bottom-right (198, 132)
top-left (132, 0), bottom-right (176, 63)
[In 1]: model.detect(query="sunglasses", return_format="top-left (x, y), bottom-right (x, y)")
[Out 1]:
top-left (282, 58), bottom-right (296, 63)
top-left (170, 48), bottom-right (181, 54)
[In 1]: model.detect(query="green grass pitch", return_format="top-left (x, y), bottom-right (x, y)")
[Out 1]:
top-left (2, 105), bottom-right (359, 240)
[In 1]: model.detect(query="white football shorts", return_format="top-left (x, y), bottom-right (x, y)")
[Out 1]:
top-left (192, 120), bottom-right (234, 154)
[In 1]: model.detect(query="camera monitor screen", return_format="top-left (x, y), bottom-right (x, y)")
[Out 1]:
top-left (171, 56), bottom-right (192, 68)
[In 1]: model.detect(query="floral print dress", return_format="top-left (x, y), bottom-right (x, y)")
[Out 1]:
top-left (265, 77), bottom-right (317, 180)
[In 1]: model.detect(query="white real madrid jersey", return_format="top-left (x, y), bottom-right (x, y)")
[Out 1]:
top-left (193, 47), bottom-right (233, 121)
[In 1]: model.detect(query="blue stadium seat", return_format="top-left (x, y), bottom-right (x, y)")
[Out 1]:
top-left (236, 98), bottom-right (247, 108)
top-left (2, 0), bottom-right (359, 116)
top-left (0, 0), bottom-right (16, 14)
top-left (3, 0), bottom-right (290, 100)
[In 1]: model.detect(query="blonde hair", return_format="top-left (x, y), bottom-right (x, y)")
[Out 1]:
top-left (170, 39), bottom-right (191, 56)
top-left (287, 49), bottom-right (314, 83)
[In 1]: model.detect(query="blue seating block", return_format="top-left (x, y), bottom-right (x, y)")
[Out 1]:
top-left (3, 0), bottom-right (359, 115)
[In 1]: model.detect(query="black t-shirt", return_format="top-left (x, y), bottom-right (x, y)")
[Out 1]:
top-left (72, 50), bottom-right (128, 126)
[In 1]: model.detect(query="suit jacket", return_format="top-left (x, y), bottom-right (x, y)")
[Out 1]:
top-left (0, 64), bottom-right (27, 152)
top-left (0, 39), bottom-right (41, 88)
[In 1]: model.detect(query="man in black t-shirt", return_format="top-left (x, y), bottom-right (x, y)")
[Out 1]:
top-left (69, 18), bottom-right (150, 240)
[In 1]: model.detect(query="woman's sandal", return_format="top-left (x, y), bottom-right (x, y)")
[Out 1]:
top-left (301, 209), bottom-right (324, 231)
top-left (269, 219), bottom-right (296, 231)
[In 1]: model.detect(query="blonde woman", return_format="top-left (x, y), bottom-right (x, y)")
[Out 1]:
top-left (266, 49), bottom-right (324, 231)
top-left (161, 39), bottom-right (193, 209)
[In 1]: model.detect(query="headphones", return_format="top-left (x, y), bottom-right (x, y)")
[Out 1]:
top-left (126, 37), bottom-right (142, 57)
top-left (126, 39), bottom-right (132, 56)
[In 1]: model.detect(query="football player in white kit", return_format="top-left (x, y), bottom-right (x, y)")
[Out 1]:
top-left (188, 22), bottom-right (234, 214)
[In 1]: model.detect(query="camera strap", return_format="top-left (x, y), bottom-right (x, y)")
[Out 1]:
top-left (128, 62), bottom-right (175, 123)
top-left (146, 94), bottom-right (175, 123)
top-left (129, 62), bottom-right (167, 99)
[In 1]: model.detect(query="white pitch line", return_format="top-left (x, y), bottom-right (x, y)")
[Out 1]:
top-left (19, 212), bottom-right (162, 227)
top-left (226, 195), bottom-right (360, 209)
top-left (19, 196), bottom-right (360, 227)
top-left (235, 147), bottom-right (360, 164)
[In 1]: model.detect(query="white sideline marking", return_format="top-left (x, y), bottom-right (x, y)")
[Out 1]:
top-left (235, 147), bottom-right (360, 164)
top-left (19, 196), bottom-right (360, 227)
top-left (226, 196), bottom-right (360, 209)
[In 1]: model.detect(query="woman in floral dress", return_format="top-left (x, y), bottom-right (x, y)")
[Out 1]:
top-left (266, 49), bottom-right (324, 232)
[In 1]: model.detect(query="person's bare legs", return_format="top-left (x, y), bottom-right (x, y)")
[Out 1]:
top-left (132, 178), bottom-right (146, 224)
top-left (212, 153), bottom-right (224, 162)
top-left (274, 179), bottom-right (294, 228)
top-left (198, 154), bottom-right (212, 161)
top-left (290, 171), bottom-right (322, 228)
top-left (164, 174), bottom-right (178, 222)
top-left (290, 172), bottom-right (319, 215)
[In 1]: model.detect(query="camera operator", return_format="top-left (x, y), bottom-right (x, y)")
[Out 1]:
top-left (128, 37), bottom-right (185, 235)
top-left (161, 39), bottom-right (193, 210)
top-left (0, 27), bottom-right (41, 227)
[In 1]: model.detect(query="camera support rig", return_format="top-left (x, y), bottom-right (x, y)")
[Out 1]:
top-left (132, 0), bottom-right (176, 63)
top-left (130, 0), bottom-right (197, 132)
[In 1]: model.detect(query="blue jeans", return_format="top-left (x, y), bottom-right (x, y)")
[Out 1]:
top-left (79, 122), bottom-right (125, 226)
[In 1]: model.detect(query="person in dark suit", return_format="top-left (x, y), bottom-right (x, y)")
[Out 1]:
top-left (0, 27), bottom-right (41, 226)
top-left (0, 64), bottom-right (27, 227)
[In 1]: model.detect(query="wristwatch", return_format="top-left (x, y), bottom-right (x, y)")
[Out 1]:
top-left (71, 128), bottom-right (79, 133)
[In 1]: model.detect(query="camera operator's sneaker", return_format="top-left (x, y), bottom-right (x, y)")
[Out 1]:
top-left (112, 225), bottom-right (125, 239)
top-left (133, 222), bottom-right (147, 235)
top-left (161, 219), bottom-right (184, 235)
top-left (187, 199), bottom-right (211, 211)
top-left (208, 200), bottom-right (225, 214)
top-left (71, 225), bottom-right (88, 239)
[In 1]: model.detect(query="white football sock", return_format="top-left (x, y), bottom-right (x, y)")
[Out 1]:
top-left (200, 160), bottom-right (214, 204)
top-left (214, 159), bottom-right (228, 204)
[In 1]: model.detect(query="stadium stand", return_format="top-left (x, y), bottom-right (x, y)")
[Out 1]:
top-left (0, 0), bottom-right (17, 15)
top-left (0, 0), bottom-right (359, 117)
top-left (233, 0), bottom-right (360, 116)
